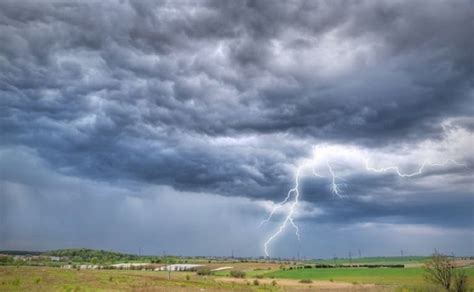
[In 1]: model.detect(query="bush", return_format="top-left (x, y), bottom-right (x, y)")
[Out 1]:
top-left (196, 267), bottom-right (212, 276)
top-left (453, 270), bottom-right (468, 292)
top-left (185, 275), bottom-right (190, 281)
top-left (0, 255), bottom-right (13, 265)
top-left (271, 280), bottom-right (277, 286)
top-left (299, 279), bottom-right (312, 284)
top-left (256, 275), bottom-right (264, 279)
top-left (253, 279), bottom-right (259, 286)
top-left (230, 270), bottom-right (246, 278)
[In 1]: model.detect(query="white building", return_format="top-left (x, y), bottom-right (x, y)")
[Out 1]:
top-left (157, 264), bottom-right (203, 271)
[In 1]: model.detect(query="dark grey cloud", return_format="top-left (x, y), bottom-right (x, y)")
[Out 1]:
top-left (1, 147), bottom-right (472, 257)
top-left (0, 0), bottom-right (473, 255)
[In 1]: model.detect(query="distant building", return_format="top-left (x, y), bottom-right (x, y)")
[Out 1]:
top-left (157, 264), bottom-right (203, 271)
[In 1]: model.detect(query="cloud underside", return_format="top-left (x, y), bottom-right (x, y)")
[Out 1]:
top-left (0, 0), bottom-right (473, 255)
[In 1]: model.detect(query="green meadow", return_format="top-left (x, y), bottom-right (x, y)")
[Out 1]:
top-left (265, 267), bottom-right (474, 286)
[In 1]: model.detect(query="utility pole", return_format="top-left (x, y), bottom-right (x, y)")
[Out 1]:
top-left (333, 254), bottom-right (337, 267)
top-left (358, 249), bottom-right (361, 258)
top-left (349, 251), bottom-right (352, 266)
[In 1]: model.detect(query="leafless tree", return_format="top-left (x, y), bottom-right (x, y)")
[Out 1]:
top-left (424, 252), bottom-right (467, 292)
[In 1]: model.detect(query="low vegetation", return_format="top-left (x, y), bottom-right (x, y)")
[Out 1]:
top-left (196, 267), bottom-right (212, 276)
top-left (265, 266), bottom-right (474, 287)
top-left (1, 248), bottom-right (473, 291)
top-left (229, 270), bottom-right (246, 278)
top-left (0, 266), bottom-right (252, 291)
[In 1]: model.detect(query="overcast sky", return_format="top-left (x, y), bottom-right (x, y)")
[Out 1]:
top-left (0, 0), bottom-right (473, 258)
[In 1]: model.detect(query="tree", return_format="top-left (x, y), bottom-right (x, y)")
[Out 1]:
top-left (424, 252), bottom-right (467, 292)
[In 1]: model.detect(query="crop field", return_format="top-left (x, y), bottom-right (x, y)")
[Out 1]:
top-left (2, 265), bottom-right (474, 291)
top-left (1, 250), bottom-right (473, 291)
top-left (3, 265), bottom-right (474, 291)
top-left (313, 256), bottom-right (428, 266)
top-left (265, 267), bottom-right (474, 286)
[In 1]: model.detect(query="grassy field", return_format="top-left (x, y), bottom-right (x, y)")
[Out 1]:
top-left (1, 260), bottom-right (473, 291)
top-left (314, 256), bottom-right (428, 266)
top-left (0, 266), bottom-right (272, 291)
top-left (265, 267), bottom-right (474, 287)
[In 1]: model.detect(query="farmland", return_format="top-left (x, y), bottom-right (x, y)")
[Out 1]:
top-left (1, 249), bottom-right (473, 291)
top-left (265, 267), bottom-right (474, 286)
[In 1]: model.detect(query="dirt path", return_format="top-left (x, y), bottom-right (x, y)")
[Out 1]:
top-left (216, 277), bottom-right (380, 290)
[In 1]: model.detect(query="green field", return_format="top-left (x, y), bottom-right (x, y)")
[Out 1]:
top-left (2, 265), bottom-right (474, 291)
top-left (265, 267), bottom-right (474, 286)
top-left (1, 250), bottom-right (472, 291)
top-left (314, 256), bottom-right (428, 266)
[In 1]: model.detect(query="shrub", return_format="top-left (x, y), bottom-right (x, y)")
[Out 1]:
top-left (196, 267), bottom-right (212, 276)
top-left (253, 279), bottom-right (259, 286)
top-left (271, 280), bottom-right (277, 286)
top-left (299, 279), bottom-right (312, 284)
top-left (0, 255), bottom-right (13, 264)
top-left (453, 270), bottom-right (468, 292)
top-left (229, 270), bottom-right (246, 278)
top-left (256, 275), bottom-right (264, 279)
top-left (185, 275), bottom-right (190, 281)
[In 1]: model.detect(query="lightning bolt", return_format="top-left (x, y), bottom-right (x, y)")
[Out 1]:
top-left (365, 159), bottom-right (466, 177)
top-left (263, 164), bottom-right (303, 257)
top-left (260, 160), bottom-right (342, 229)
top-left (261, 151), bottom-right (466, 257)
top-left (326, 160), bottom-right (343, 197)
top-left (262, 160), bottom-right (343, 257)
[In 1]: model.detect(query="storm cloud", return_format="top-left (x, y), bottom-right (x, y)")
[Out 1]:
top-left (0, 0), bottom-right (473, 256)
